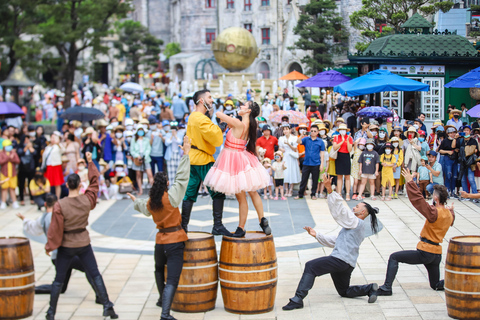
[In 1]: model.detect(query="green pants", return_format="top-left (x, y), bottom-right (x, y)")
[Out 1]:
top-left (183, 163), bottom-right (225, 202)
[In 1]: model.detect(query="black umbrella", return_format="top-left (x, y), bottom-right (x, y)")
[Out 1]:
top-left (60, 107), bottom-right (105, 122)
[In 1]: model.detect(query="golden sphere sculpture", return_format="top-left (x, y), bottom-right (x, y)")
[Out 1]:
top-left (212, 27), bottom-right (260, 72)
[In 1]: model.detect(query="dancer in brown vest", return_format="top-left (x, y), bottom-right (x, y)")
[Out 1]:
top-left (377, 168), bottom-right (455, 296)
top-left (45, 152), bottom-right (117, 320)
top-left (128, 135), bottom-right (191, 320)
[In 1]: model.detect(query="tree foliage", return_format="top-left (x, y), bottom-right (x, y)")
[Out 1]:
top-left (114, 20), bottom-right (163, 77)
top-left (350, 0), bottom-right (454, 52)
top-left (289, 0), bottom-right (348, 75)
top-left (164, 42), bottom-right (181, 59)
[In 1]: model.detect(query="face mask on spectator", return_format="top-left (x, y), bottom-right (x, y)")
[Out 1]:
top-left (359, 145), bottom-right (365, 150)
top-left (138, 130), bottom-right (145, 137)
top-left (164, 126), bottom-right (171, 132)
top-left (319, 130), bottom-right (325, 136)
top-left (118, 172), bottom-right (126, 177)
top-left (126, 125), bottom-right (133, 131)
top-left (4, 146), bottom-right (13, 152)
top-left (226, 106), bottom-right (232, 111)
top-left (281, 121), bottom-right (289, 127)
top-left (339, 130), bottom-right (346, 136)
top-left (126, 137), bottom-right (132, 143)
top-left (111, 121), bottom-right (119, 127)
top-left (274, 156), bottom-right (280, 161)
top-left (99, 165), bottom-right (105, 171)
top-left (385, 149), bottom-right (392, 154)
top-left (115, 167), bottom-right (123, 172)
top-left (78, 165), bottom-right (86, 171)
top-left (379, 132), bottom-right (386, 138)
top-left (300, 129), bottom-right (307, 135)
top-left (418, 137), bottom-right (425, 142)
top-left (413, 124), bottom-right (419, 130)
top-left (465, 134), bottom-right (471, 138)
top-left (366, 145), bottom-right (374, 151)
top-left (29, 132), bottom-right (36, 137)
top-left (392, 142), bottom-right (399, 148)
top-left (150, 125), bottom-right (157, 131)
top-left (371, 131), bottom-right (377, 137)
top-left (115, 132), bottom-right (123, 139)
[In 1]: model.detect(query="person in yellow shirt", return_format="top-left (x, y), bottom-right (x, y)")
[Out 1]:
top-left (30, 168), bottom-right (51, 210)
top-left (0, 139), bottom-right (20, 209)
top-left (116, 103), bottom-right (126, 122)
top-left (181, 89), bottom-right (232, 236)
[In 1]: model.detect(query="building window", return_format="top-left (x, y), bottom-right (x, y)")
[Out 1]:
top-left (206, 0), bottom-right (215, 8)
top-left (244, 0), bottom-right (251, 11)
top-left (244, 24), bottom-right (252, 33)
top-left (261, 0), bottom-right (269, 5)
top-left (206, 29), bottom-right (216, 44)
top-left (259, 62), bottom-right (270, 79)
top-left (227, 0), bottom-right (234, 8)
top-left (261, 28), bottom-right (270, 45)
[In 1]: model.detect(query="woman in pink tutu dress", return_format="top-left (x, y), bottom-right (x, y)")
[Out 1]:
top-left (204, 101), bottom-right (272, 238)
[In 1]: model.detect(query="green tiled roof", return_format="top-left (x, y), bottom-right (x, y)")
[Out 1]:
top-left (401, 13), bottom-right (433, 29)
top-left (365, 34), bottom-right (477, 56)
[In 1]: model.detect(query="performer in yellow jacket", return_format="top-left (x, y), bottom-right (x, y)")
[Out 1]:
top-left (181, 89), bottom-right (233, 236)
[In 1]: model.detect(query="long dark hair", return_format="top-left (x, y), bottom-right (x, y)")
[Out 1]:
top-left (246, 101), bottom-right (260, 154)
top-left (362, 202), bottom-right (379, 234)
top-left (149, 172), bottom-right (168, 211)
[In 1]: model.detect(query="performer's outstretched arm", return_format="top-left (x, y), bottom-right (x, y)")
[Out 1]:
top-left (323, 173), bottom-right (359, 229)
top-left (168, 136), bottom-right (191, 208)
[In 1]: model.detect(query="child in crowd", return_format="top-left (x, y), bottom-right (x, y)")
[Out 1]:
top-left (380, 143), bottom-right (395, 201)
top-left (0, 139), bottom-right (20, 209)
top-left (30, 168), bottom-right (51, 210)
top-left (76, 158), bottom-right (88, 194)
top-left (417, 156), bottom-right (432, 198)
top-left (351, 138), bottom-right (366, 200)
top-left (390, 137), bottom-right (404, 199)
top-left (316, 123), bottom-right (330, 198)
top-left (262, 158), bottom-right (274, 200)
top-left (98, 159), bottom-right (110, 200)
top-left (110, 160), bottom-right (134, 200)
top-left (271, 151), bottom-right (287, 200)
top-left (356, 139), bottom-right (379, 201)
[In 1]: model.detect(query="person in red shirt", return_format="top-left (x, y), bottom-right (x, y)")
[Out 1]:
top-left (256, 125), bottom-right (278, 160)
top-left (306, 102), bottom-right (322, 125)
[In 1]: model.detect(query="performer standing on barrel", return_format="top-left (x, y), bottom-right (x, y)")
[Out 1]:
top-left (181, 89), bottom-right (232, 236)
top-left (204, 100), bottom-right (272, 237)
top-left (45, 152), bottom-right (118, 320)
top-left (283, 173), bottom-right (380, 311)
top-left (127, 135), bottom-right (191, 320)
top-left (376, 168), bottom-right (455, 296)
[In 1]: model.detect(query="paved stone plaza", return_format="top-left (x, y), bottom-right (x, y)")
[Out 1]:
top-left (1, 193), bottom-right (480, 320)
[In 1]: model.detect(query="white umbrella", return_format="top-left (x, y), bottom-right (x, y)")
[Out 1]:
top-left (119, 82), bottom-right (144, 93)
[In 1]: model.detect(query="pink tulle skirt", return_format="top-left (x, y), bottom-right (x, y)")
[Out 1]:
top-left (204, 148), bottom-right (270, 195)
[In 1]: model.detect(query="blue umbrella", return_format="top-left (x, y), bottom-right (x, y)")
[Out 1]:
top-left (295, 70), bottom-right (352, 88)
top-left (334, 69), bottom-right (429, 97)
top-left (467, 104), bottom-right (480, 118)
top-left (356, 106), bottom-right (393, 118)
top-left (445, 66), bottom-right (480, 88)
top-left (60, 107), bottom-right (105, 122)
top-left (120, 82), bottom-right (144, 93)
top-left (0, 102), bottom-right (24, 118)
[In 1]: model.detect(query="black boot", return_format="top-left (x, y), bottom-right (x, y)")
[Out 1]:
top-left (435, 280), bottom-right (444, 291)
top-left (260, 217), bottom-right (271, 235)
top-left (282, 273), bottom-right (315, 311)
top-left (160, 284), bottom-right (178, 320)
top-left (35, 284), bottom-right (52, 294)
top-left (155, 270), bottom-right (165, 307)
top-left (376, 285), bottom-right (392, 296)
top-left (232, 227), bottom-right (246, 238)
top-left (344, 283), bottom-right (378, 303)
top-left (92, 275), bottom-right (118, 319)
top-left (45, 281), bottom-right (63, 320)
top-left (211, 198), bottom-right (233, 236)
top-left (181, 200), bottom-right (195, 232)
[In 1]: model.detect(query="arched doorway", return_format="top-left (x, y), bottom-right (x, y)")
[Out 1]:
top-left (258, 62), bottom-right (270, 79)
top-left (174, 64), bottom-right (184, 82)
top-left (288, 62), bottom-right (303, 74)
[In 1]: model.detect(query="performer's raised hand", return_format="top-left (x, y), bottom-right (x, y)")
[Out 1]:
top-left (401, 168), bottom-right (413, 183)
top-left (86, 152), bottom-right (93, 163)
top-left (322, 173), bottom-right (333, 193)
top-left (304, 226), bottom-right (316, 237)
top-left (180, 135), bottom-right (191, 155)
top-left (126, 193), bottom-right (136, 202)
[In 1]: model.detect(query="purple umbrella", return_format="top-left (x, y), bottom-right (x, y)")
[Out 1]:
top-left (295, 70), bottom-right (352, 88)
top-left (356, 106), bottom-right (393, 118)
top-left (0, 102), bottom-right (24, 118)
top-left (467, 104), bottom-right (480, 118)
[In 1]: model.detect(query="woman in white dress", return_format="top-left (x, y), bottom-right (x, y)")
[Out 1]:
top-left (278, 125), bottom-right (301, 196)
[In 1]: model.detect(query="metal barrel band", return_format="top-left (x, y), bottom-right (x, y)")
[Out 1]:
top-left (219, 277), bottom-right (278, 285)
top-left (176, 280), bottom-right (218, 288)
top-left (446, 268), bottom-right (480, 276)
top-left (445, 286), bottom-right (480, 295)
top-left (218, 266), bottom-right (278, 273)
top-left (0, 282), bottom-right (36, 291)
top-left (182, 262), bottom-right (218, 270)
top-left (0, 271), bottom-right (35, 280)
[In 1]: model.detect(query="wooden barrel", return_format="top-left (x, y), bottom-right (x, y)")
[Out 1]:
top-left (219, 231), bottom-right (277, 314)
top-left (445, 236), bottom-right (480, 320)
top-left (170, 232), bottom-right (218, 313)
top-left (0, 237), bottom-right (35, 320)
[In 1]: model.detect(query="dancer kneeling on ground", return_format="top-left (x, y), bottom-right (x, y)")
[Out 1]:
top-left (204, 100), bottom-right (271, 237)
top-left (16, 194), bottom-right (99, 301)
top-left (283, 173), bottom-right (380, 311)
top-left (376, 168), bottom-right (454, 296)
top-left (127, 135), bottom-right (191, 320)
top-left (45, 152), bottom-right (118, 320)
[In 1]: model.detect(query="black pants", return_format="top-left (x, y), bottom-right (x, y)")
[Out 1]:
top-left (40, 256), bottom-right (93, 293)
top-left (304, 256), bottom-right (370, 298)
top-left (154, 242), bottom-right (185, 289)
top-left (32, 194), bottom-right (47, 209)
top-left (383, 249), bottom-right (442, 290)
top-left (298, 165), bottom-right (320, 198)
top-left (54, 245), bottom-right (101, 283)
top-left (18, 169), bottom-right (34, 202)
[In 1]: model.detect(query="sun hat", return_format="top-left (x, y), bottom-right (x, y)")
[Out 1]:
top-left (338, 123), bottom-right (350, 131)
top-left (81, 127), bottom-right (95, 137)
top-left (365, 138), bottom-right (375, 146)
